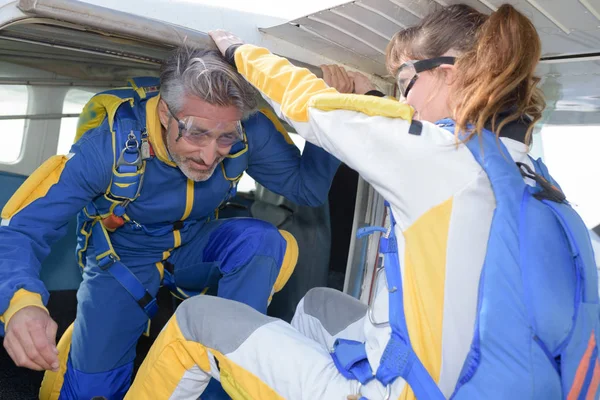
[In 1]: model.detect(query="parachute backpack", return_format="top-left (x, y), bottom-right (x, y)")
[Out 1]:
top-left (332, 119), bottom-right (600, 399)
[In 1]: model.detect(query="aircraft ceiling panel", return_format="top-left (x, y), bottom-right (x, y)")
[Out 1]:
top-left (261, 22), bottom-right (389, 76)
top-left (262, 0), bottom-right (600, 123)
top-left (262, 0), bottom-right (600, 72)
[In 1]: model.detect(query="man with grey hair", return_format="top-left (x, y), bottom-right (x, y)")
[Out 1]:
top-left (0, 46), bottom-right (340, 399)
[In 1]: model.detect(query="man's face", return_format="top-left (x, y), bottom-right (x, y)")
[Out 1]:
top-left (159, 95), bottom-right (242, 182)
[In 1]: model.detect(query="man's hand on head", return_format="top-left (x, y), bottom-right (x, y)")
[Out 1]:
top-left (209, 30), bottom-right (245, 57)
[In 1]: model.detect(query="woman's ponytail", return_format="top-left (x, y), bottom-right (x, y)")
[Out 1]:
top-left (452, 4), bottom-right (545, 142)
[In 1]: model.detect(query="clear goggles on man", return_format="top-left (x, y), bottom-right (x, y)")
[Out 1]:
top-left (396, 56), bottom-right (456, 98)
top-left (164, 100), bottom-right (244, 148)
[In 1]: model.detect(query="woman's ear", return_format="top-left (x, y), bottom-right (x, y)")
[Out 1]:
top-left (439, 64), bottom-right (456, 86)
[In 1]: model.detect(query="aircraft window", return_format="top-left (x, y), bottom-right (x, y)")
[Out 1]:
top-left (537, 124), bottom-right (600, 228)
top-left (57, 88), bottom-right (101, 155)
top-left (236, 133), bottom-right (306, 193)
top-left (0, 85), bottom-right (28, 163)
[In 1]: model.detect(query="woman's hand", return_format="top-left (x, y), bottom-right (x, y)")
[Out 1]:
top-left (321, 65), bottom-right (377, 94)
top-left (321, 64), bottom-right (354, 93)
top-left (348, 70), bottom-right (377, 95)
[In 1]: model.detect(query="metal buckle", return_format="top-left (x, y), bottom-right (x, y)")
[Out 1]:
top-left (98, 253), bottom-right (118, 271)
top-left (117, 131), bottom-right (142, 167)
top-left (355, 382), bottom-right (391, 400)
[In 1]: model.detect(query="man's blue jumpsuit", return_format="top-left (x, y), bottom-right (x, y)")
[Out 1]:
top-left (0, 89), bottom-right (340, 399)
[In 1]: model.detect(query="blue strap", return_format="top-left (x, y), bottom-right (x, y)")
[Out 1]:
top-left (161, 270), bottom-right (202, 300)
top-left (375, 215), bottom-right (445, 399)
top-left (129, 219), bottom-right (198, 237)
top-left (90, 221), bottom-right (158, 318)
top-left (529, 156), bottom-right (562, 192)
top-left (331, 200), bottom-right (444, 398)
top-left (331, 339), bottom-right (375, 385)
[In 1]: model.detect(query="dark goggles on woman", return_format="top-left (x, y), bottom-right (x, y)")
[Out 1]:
top-left (396, 56), bottom-right (456, 98)
top-left (164, 100), bottom-right (244, 148)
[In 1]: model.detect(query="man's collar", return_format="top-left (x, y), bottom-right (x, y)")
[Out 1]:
top-left (146, 95), bottom-right (177, 167)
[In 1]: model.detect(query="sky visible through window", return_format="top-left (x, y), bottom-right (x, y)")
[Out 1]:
top-left (0, 86), bottom-right (28, 163)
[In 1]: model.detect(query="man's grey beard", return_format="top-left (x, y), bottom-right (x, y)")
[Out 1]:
top-left (178, 157), bottom-right (222, 182)
top-left (167, 142), bottom-right (223, 182)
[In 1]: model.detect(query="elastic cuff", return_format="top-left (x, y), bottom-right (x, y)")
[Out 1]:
top-left (224, 44), bottom-right (242, 68)
top-left (1, 289), bottom-right (48, 330)
top-left (364, 89), bottom-right (385, 97)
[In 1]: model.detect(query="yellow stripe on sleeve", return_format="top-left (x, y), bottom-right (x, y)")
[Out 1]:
top-left (234, 44), bottom-right (336, 123)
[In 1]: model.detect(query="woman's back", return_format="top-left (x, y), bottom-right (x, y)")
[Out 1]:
top-left (358, 114), bottom-right (578, 397)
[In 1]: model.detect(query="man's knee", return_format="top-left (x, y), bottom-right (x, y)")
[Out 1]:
top-left (212, 219), bottom-right (293, 268)
top-left (208, 219), bottom-right (281, 259)
top-left (226, 218), bottom-right (285, 251)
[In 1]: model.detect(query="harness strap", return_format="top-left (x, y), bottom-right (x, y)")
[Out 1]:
top-left (331, 202), bottom-right (445, 399)
top-left (161, 268), bottom-right (202, 300)
top-left (374, 204), bottom-right (445, 399)
top-left (90, 220), bottom-right (158, 318)
top-left (81, 100), bottom-right (158, 319)
top-left (331, 339), bottom-right (376, 384)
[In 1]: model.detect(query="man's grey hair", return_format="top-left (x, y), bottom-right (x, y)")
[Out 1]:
top-left (160, 46), bottom-right (258, 118)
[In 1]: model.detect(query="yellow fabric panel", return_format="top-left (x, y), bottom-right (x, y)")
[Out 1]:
top-left (235, 44), bottom-right (336, 123)
top-left (173, 230), bottom-right (182, 248)
top-left (74, 94), bottom-right (131, 143)
top-left (39, 323), bottom-right (73, 400)
top-left (211, 349), bottom-right (284, 400)
top-left (127, 78), bottom-right (147, 100)
top-left (399, 197), bottom-right (453, 400)
top-left (258, 108), bottom-right (294, 144)
top-left (309, 93), bottom-right (414, 120)
top-left (155, 262), bottom-right (165, 281)
top-left (273, 230), bottom-right (298, 293)
top-left (182, 179), bottom-right (194, 220)
top-left (125, 317), bottom-right (211, 399)
top-left (1, 155), bottom-right (71, 219)
top-left (146, 95), bottom-right (176, 167)
top-left (0, 289), bottom-right (47, 328)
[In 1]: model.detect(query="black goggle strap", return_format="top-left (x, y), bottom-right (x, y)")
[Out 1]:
top-left (413, 56), bottom-right (456, 73)
top-left (397, 56), bottom-right (456, 97)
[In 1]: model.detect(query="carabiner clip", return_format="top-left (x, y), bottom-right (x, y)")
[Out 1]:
top-left (367, 267), bottom-right (390, 327)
